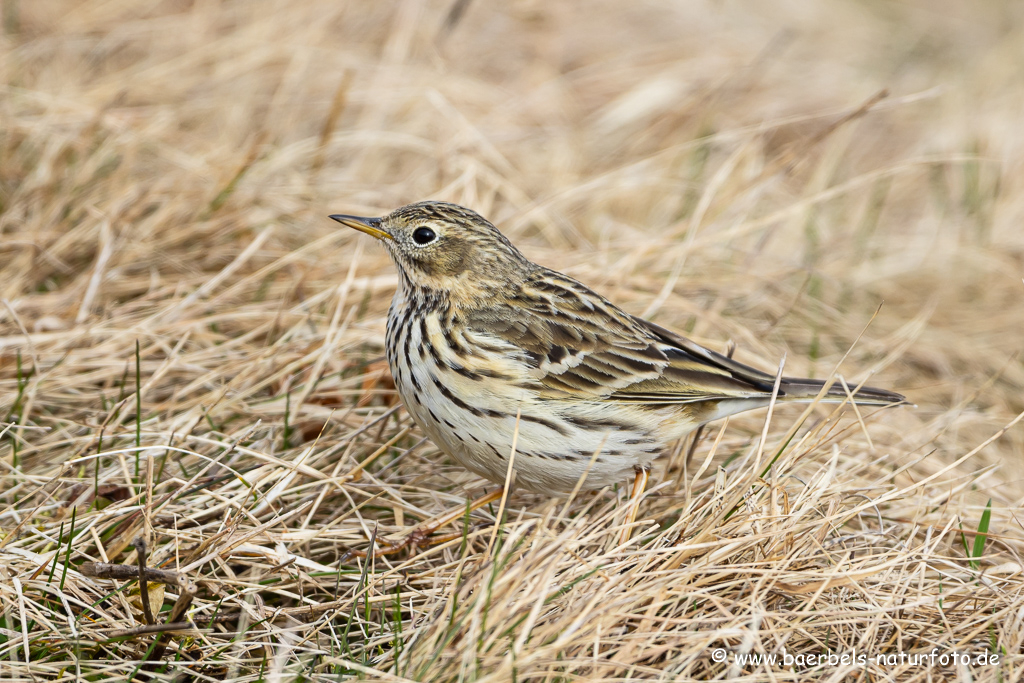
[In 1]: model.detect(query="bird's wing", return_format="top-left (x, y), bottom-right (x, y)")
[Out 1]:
top-left (463, 270), bottom-right (773, 403)
top-left (634, 316), bottom-right (906, 405)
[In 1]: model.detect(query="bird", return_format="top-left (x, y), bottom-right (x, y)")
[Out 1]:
top-left (330, 201), bottom-right (904, 539)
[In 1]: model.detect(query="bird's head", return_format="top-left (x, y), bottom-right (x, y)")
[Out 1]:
top-left (330, 201), bottom-right (530, 302)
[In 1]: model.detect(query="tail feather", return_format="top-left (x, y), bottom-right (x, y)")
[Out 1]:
top-left (778, 377), bottom-right (906, 406)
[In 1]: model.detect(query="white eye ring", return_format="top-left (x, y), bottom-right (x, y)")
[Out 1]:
top-left (412, 227), bottom-right (437, 246)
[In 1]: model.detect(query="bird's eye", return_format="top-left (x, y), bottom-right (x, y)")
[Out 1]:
top-left (412, 227), bottom-right (436, 245)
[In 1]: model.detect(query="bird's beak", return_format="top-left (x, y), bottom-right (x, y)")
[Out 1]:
top-left (329, 214), bottom-right (393, 241)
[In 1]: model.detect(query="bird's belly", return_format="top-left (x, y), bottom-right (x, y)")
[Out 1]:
top-left (388, 329), bottom-right (674, 493)
top-left (399, 388), bottom-right (663, 492)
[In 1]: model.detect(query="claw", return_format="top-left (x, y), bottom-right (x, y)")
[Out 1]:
top-left (343, 489), bottom-right (503, 560)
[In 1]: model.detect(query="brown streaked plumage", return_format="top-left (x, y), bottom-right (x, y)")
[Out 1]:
top-left (330, 201), bottom-right (905, 495)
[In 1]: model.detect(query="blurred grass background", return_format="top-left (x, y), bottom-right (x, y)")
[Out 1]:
top-left (2, 0), bottom-right (1024, 680)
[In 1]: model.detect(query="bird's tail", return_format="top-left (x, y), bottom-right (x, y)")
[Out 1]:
top-left (778, 377), bottom-right (906, 406)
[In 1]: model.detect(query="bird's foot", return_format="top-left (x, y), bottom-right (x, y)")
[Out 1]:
top-left (619, 465), bottom-right (651, 545)
top-left (345, 489), bottom-right (503, 560)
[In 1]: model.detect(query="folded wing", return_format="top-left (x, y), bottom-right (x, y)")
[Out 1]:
top-left (463, 268), bottom-right (904, 408)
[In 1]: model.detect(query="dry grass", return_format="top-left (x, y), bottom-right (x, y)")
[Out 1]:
top-left (2, 0), bottom-right (1024, 680)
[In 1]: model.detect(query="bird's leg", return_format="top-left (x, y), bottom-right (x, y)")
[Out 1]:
top-left (350, 489), bottom-right (503, 559)
top-left (619, 465), bottom-right (650, 544)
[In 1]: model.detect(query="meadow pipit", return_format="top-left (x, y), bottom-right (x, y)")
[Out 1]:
top-left (331, 202), bottom-right (903, 538)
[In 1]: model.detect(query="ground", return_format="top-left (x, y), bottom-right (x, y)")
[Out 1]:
top-left (1, 1), bottom-right (1024, 681)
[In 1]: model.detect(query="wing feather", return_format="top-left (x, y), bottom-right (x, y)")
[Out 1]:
top-left (463, 269), bottom-right (904, 407)
top-left (463, 269), bottom-right (772, 404)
